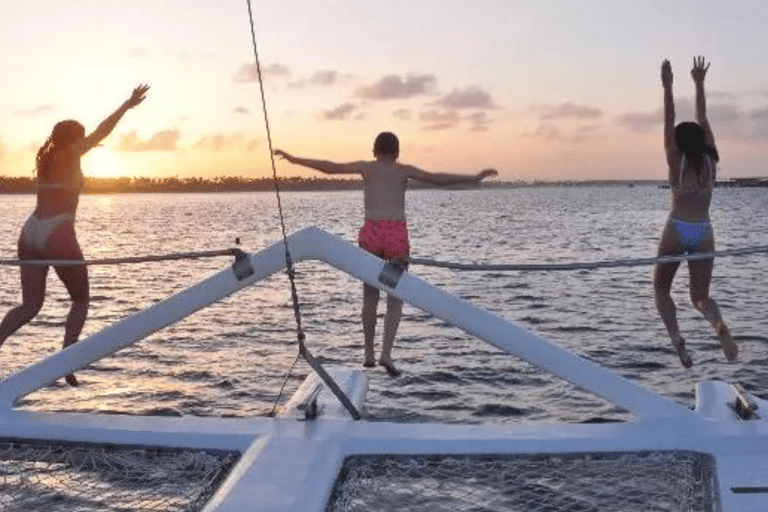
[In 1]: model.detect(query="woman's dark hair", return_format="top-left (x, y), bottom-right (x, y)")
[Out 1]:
top-left (35, 120), bottom-right (85, 179)
top-left (373, 131), bottom-right (399, 156)
top-left (675, 121), bottom-right (719, 162)
top-left (675, 122), bottom-right (719, 186)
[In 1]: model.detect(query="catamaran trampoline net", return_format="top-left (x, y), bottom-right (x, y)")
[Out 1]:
top-left (327, 451), bottom-right (720, 512)
top-left (0, 439), bottom-right (239, 512)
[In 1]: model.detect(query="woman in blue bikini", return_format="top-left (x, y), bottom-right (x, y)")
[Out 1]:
top-left (0, 85), bottom-right (149, 385)
top-left (654, 56), bottom-right (736, 368)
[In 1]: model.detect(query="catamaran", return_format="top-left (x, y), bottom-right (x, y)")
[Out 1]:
top-left (0, 226), bottom-right (765, 511)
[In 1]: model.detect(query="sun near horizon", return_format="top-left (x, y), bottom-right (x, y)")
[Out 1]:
top-left (2, 2), bottom-right (768, 182)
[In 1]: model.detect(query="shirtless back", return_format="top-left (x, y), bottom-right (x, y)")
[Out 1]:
top-left (358, 161), bottom-right (413, 221)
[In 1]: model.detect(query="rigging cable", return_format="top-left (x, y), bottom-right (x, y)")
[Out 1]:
top-left (3, 242), bottom-right (766, 271)
top-left (0, 248), bottom-right (244, 267)
top-left (408, 243), bottom-right (768, 272)
top-left (245, 0), bottom-right (360, 420)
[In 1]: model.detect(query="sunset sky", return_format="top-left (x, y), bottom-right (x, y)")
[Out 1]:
top-left (1, 0), bottom-right (767, 181)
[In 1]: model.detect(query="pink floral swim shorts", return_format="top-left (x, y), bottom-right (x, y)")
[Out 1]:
top-left (358, 220), bottom-right (410, 260)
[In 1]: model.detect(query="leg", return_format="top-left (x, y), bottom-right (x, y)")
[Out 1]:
top-left (688, 237), bottom-right (736, 362)
top-left (653, 221), bottom-right (691, 367)
top-left (0, 265), bottom-right (48, 349)
top-left (379, 294), bottom-right (403, 377)
top-left (50, 224), bottom-right (89, 385)
top-left (654, 261), bottom-right (691, 367)
top-left (0, 236), bottom-right (48, 349)
top-left (362, 283), bottom-right (379, 367)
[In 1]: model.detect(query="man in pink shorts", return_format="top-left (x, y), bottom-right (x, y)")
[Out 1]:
top-left (274, 133), bottom-right (496, 376)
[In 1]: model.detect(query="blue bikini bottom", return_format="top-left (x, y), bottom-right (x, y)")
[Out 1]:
top-left (669, 217), bottom-right (712, 253)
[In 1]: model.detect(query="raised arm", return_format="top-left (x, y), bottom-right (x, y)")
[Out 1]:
top-left (273, 149), bottom-right (363, 175)
top-left (407, 166), bottom-right (497, 186)
top-left (691, 55), bottom-right (716, 148)
top-left (661, 59), bottom-right (678, 176)
top-left (75, 85), bottom-right (150, 155)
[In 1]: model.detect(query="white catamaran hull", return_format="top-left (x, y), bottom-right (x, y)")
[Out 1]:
top-left (0, 227), bottom-right (765, 511)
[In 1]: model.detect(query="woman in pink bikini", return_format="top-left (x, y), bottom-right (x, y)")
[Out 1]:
top-left (275, 133), bottom-right (496, 376)
top-left (654, 56), bottom-right (736, 368)
top-left (0, 85), bottom-right (149, 385)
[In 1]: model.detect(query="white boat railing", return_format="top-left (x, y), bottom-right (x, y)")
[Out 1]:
top-left (0, 226), bottom-right (691, 420)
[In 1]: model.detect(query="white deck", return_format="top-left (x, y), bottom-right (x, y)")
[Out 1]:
top-left (0, 227), bottom-right (766, 511)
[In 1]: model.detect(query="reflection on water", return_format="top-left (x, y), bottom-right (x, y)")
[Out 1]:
top-left (0, 187), bottom-right (766, 424)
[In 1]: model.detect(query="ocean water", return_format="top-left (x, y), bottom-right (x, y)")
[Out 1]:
top-left (0, 185), bottom-right (766, 424)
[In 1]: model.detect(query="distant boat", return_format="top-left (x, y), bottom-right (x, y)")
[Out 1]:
top-left (717, 178), bottom-right (768, 188)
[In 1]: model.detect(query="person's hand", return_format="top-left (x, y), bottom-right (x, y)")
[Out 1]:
top-left (690, 55), bottom-right (710, 84)
top-left (661, 59), bottom-right (673, 88)
top-left (273, 149), bottom-right (292, 161)
top-left (126, 84), bottom-right (150, 108)
top-left (477, 168), bottom-right (498, 180)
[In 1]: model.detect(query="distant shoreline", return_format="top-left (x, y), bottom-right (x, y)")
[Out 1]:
top-left (1, 176), bottom-right (765, 194)
top-left (0, 176), bottom-right (675, 194)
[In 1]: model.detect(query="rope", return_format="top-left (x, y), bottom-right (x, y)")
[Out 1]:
top-left (408, 243), bottom-right (768, 272)
top-left (245, 0), bottom-right (360, 421)
top-left (0, 248), bottom-right (243, 267)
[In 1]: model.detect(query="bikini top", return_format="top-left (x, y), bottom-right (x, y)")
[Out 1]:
top-left (672, 154), bottom-right (715, 195)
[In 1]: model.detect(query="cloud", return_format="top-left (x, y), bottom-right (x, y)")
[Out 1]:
top-left (321, 102), bottom-right (358, 120)
top-left (434, 87), bottom-right (497, 110)
top-left (750, 107), bottom-right (768, 120)
top-left (129, 46), bottom-right (149, 58)
top-left (392, 108), bottom-right (412, 121)
top-left (615, 110), bottom-right (660, 133)
top-left (192, 133), bottom-right (260, 152)
top-left (465, 111), bottom-right (494, 131)
top-left (15, 104), bottom-right (59, 117)
top-left (0, 136), bottom-right (5, 157)
top-left (356, 73), bottom-right (437, 100)
top-left (233, 62), bottom-right (290, 82)
top-left (233, 106), bottom-right (250, 114)
top-left (521, 122), bottom-right (599, 142)
top-left (288, 70), bottom-right (343, 89)
top-left (522, 123), bottom-right (562, 141)
top-left (532, 102), bottom-right (603, 120)
top-left (615, 98), bottom-right (768, 141)
top-left (708, 103), bottom-right (742, 124)
top-left (419, 109), bottom-right (460, 130)
top-left (115, 130), bottom-right (180, 151)
top-left (745, 106), bottom-right (768, 140)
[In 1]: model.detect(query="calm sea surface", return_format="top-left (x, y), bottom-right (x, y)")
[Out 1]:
top-left (0, 186), bottom-right (766, 424)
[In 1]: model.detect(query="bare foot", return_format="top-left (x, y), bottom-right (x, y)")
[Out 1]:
top-left (379, 361), bottom-right (402, 377)
top-left (717, 323), bottom-right (737, 362)
top-left (671, 336), bottom-right (693, 368)
top-left (65, 373), bottom-right (79, 387)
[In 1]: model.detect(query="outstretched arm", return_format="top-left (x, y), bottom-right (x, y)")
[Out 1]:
top-left (273, 149), bottom-right (362, 175)
top-left (691, 55), bottom-right (716, 148)
top-left (407, 166), bottom-right (497, 185)
top-left (76, 85), bottom-right (150, 155)
top-left (661, 60), bottom-right (677, 175)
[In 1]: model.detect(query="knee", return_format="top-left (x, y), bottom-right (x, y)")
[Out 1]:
top-left (17, 301), bottom-right (43, 322)
top-left (653, 280), bottom-right (671, 296)
top-left (71, 292), bottom-right (90, 308)
top-left (689, 286), bottom-right (708, 305)
top-left (690, 293), bottom-right (710, 311)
